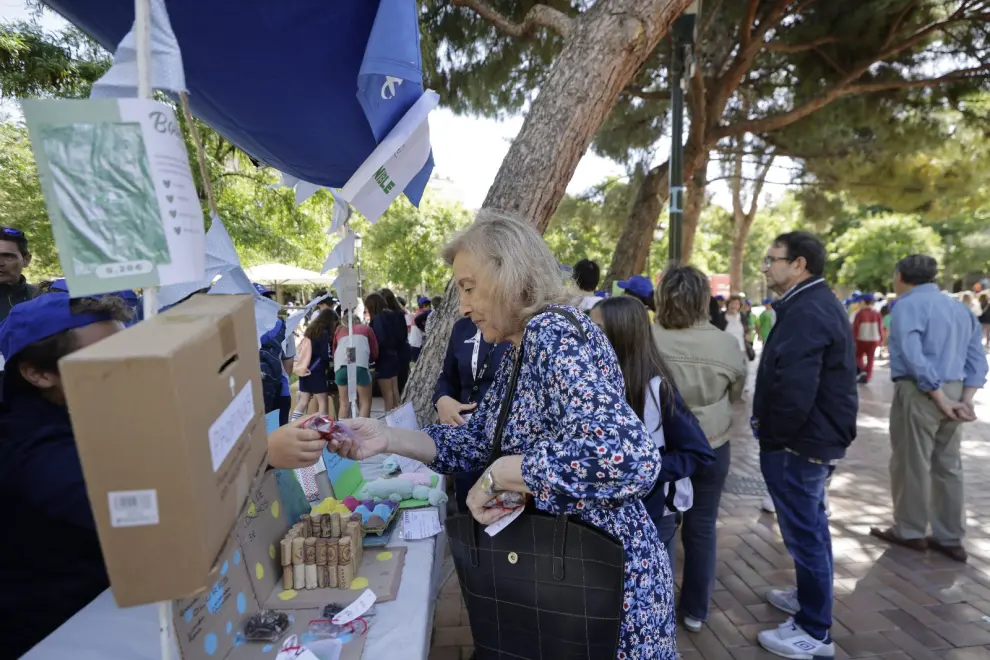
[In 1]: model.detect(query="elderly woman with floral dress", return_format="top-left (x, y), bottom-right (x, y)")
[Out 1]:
top-left (329, 211), bottom-right (675, 659)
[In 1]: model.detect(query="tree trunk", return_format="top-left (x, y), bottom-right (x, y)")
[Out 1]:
top-left (729, 215), bottom-right (748, 294)
top-left (402, 0), bottom-right (696, 424)
top-left (680, 150), bottom-right (709, 262)
top-left (603, 161), bottom-right (669, 289)
top-left (483, 0), bottom-right (697, 230)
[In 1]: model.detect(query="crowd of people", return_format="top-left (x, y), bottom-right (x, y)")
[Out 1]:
top-left (0, 214), bottom-right (987, 660)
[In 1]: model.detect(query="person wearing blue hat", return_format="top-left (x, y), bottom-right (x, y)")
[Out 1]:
top-left (0, 293), bottom-right (131, 657)
top-left (616, 274), bottom-right (655, 320)
top-left (255, 283), bottom-right (295, 425)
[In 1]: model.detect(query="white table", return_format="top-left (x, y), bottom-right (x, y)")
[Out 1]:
top-left (24, 528), bottom-right (447, 660)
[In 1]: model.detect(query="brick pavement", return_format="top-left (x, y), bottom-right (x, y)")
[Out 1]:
top-left (429, 358), bottom-right (990, 659)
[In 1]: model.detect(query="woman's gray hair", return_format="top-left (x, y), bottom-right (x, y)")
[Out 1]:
top-left (655, 263), bottom-right (711, 329)
top-left (443, 210), bottom-right (578, 326)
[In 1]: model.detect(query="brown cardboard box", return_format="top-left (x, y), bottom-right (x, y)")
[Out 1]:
top-left (60, 294), bottom-right (268, 606)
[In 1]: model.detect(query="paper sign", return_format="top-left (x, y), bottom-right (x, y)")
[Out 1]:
top-left (22, 98), bottom-right (205, 296)
top-left (384, 402), bottom-right (419, 431)
top-left (484, 506), bottom-right (525, 537)
top-left (400, 509), bottom-right (442, 540)
top-left (331, 589), bottom-right (377, 625)
top-left (208, 383), bottom-right (254, 472)
top-left (334, 266), bottom-right (359, 311)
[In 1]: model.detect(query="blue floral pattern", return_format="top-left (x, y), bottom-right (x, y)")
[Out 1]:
top-left (426, 306), bottom-right (676, 659)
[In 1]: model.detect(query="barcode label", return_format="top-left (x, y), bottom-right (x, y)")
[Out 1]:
top-left (108, 489), bottom-right (159, 528)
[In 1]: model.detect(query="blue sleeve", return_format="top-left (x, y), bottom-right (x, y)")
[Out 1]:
top-left (425, 368), bottom-right (500, 474)
top-left (964, 314), bottom-right (988, 388)
top-left (521, 317), bottom-right (661, 514)
top-left (433, 326), bottom-right (461, 406)
top-left (655, 389), bottom-right (715, 483)
top-left (20, 433), bottom-right (98, 531)
top-left (759, 321), bottom-right (826, 439)
top-left (891, 302), bottom-right (940, 391)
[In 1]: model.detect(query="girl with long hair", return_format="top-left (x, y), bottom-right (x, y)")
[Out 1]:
top-left (364, 292), bottom-right (405, 411)
top-left (379, 288), bottom-right (412, 394)
top-left (590, 296), bottom-right (714, 571)
top-left (292, 309), bottom-right (338, 419)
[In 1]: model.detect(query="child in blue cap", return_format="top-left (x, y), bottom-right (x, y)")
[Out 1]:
top-left (617, 274), bottom-right (656, 321)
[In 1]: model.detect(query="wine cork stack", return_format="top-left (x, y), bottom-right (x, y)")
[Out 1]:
top-left (280, 512), bottom-right (362, 591)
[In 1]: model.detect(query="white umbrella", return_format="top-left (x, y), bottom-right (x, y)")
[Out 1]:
top-left (243, 263), bottom-right (336, 286)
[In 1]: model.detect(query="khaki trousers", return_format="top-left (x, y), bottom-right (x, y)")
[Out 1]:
top-left (889, 380), bottom-right (966, 544)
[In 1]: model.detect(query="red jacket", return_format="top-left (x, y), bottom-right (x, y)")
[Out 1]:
top-left (853, 307), bottom-right (884, 344)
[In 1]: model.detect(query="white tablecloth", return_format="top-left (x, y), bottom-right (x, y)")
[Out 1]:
top-left (24, 528), bottom-right (446, 660)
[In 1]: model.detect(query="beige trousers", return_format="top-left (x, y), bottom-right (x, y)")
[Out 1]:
top-left (888, 380), bottom-right (966, 544)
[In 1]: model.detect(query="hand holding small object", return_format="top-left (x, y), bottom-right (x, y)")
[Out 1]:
top-left (326, 417), bottom-right (387, 460)
top-left (267, 416), bottom-right (326, 469)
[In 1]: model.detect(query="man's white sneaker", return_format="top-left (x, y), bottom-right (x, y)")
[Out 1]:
top-left (682, 615), bottom-right (703, 633)
top-left (762, 493), bottom-right (776, 514)
top-left (766, 586), bottom-right (800, 615)
top-left (758, 619), bottom-right (834, 659)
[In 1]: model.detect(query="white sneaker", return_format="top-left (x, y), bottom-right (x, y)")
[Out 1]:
top-left (762, 493), bottom-right (776, 513)
top-left (682, 615), bottom-right (703, 632)
top-left (758, 619), bottom-right (834, 658)
top-left (766, 586), bottom-right (800, 615)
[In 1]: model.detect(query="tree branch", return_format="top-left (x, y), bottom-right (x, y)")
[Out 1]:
top-left (451, 0), bottom-right (574, 39)
top-left (765, 35), bottom-right (844, 52)
top-left (715, 66), bottom-right (990, 139)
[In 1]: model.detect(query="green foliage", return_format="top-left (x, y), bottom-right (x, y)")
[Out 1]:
top-left (544, 178), bottom-right (631, 267)
top-left (829, 213), bottom-right (942, 291)
top-left (0, 21), bottom-right (110, 99)
top-left (354, 194), bottom-right (473, 297)
top-left (0, 119), bottom-right (57, 277)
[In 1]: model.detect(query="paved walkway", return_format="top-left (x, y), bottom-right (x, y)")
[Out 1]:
top-left (429, 357), bottom-right (990, 659)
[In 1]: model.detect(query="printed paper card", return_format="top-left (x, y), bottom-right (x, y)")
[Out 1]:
top-left (22, 98), bottom-right (205, 296)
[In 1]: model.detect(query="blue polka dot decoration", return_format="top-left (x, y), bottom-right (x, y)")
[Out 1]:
top-left (183, 608), bottom-right (193, 623)
top-left (226, 621), bottom-right (232, 634)
top-left (288, 615), bottom-right (295, 624)
top-left (236, 592), bottom-right (247, 614)
top-left (204, 632), bottom-right (218, 656)
top-left (262, 645), bottom-right (273, 652)
top-left (233, 550), bottom-right (241, 565)
top-left (220, 561), bottom-right (229, 576)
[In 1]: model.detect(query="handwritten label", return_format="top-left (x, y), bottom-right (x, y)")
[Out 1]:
top-left (384, 402), bottom-right (419, 431)
top-left (484, 506), bottom-right (525, 537)
top-left (331, 589), bottom-right (377, 625)
top-left (208, 383), bottom-right (254, 472)
top-left (400, 509), bottom-right (442, 540)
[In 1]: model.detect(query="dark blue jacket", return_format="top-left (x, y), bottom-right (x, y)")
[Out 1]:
top-left (433, 317), bottom-right (510, 407)
top-left (753, 277), bottom-right (858, 461)
top-left (0, 391), bottom-right (109, 657)
top-left (645, 388), bottom-right (715, 521)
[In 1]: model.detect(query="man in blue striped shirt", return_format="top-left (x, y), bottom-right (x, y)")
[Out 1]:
top-left (870, 254), bottom-right (988, 563)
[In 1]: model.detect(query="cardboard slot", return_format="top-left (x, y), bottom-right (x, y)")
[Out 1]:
top-left (217, 354), bottom-right (239, 374)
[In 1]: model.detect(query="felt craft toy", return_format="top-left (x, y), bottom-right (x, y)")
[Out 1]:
top-left (356, 476), bottom-right (447, 507)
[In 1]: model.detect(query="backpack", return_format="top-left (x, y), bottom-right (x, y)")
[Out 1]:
top-left (259, 319), bottom-right (286, 413)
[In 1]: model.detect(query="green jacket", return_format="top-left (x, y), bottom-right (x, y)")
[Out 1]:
top-left (757, 308), bottom-right (775, 342)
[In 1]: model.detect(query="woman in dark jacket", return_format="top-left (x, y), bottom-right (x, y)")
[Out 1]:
top-left (380, 288), bottom-right (412, 395)
top-left (365, 292), bottom-right (406, 411)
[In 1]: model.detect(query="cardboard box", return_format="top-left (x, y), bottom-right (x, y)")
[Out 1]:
top-left (61, 294), bottom-right (269, 606)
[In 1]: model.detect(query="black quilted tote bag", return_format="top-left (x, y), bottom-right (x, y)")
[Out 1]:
top-left (446, 309), bottom-right (627, 660)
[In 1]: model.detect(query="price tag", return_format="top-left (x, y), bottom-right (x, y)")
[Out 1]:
top-left (400, 509), bottom-right (443, 540)
top-left (484, 506), bottom-right (525, 537)
top-left (332, 589), bottom-right (377, 626)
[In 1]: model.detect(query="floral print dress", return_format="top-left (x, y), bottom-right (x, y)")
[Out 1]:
top-left (426, 306), bottom-right (676, 659)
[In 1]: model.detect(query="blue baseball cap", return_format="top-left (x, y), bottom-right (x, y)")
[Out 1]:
top-left (617, 275), bottom-right (654, 299)
top-left (417, 296), bottom-right (431, 306)
top-left (0, 293), bottom-right (116, 364)
top-left (861, 292), bottom-right (875, 303)
top-left (762, 297), bottom-right (773, 305)
top-left (50, 278), bottom-right (69, 293)
top-left (253, 282), bottom-right (274, 297)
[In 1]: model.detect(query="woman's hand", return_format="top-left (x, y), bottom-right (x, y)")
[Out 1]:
top-left (465, 475), bottom-right (517, 526)
top-left (267, 416), bottom-right (326, 469)
top-left (327, 417), bottom-right (390, 460)
top-left (435, 396), bottom-right (477, 426)
top-left (465, 457), bottom-right (530, 525)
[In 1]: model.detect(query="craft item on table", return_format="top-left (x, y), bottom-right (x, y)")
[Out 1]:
top-left (300, 514), bottom-right (313, 538)
top-left (330, 512), bottom-right (341, 538)
top-left (291, 537), bottom-right (305, 588)
top-left (337, 537), bottom-right (353, 589)
top-left (346, 520), bottom-right (363, 567)
top-left (240, 610), bottom-right (291, 643)
top-left (295, 464), bottom-right (321, 502)
top-left (326, 538), bottom-right (339, 588)
top-left (302, 413), bottom-right (361, 444)
top-left (381, 455), bottom-right (401, 477)
top-left (316, 539), bottom-right (328, 588)
top-left (356, 475), bottom-right (447, 507)
top-left (320, 513), bottom-right (333, 538)
top-left (323, 603), bottom-right (377, 621)
top-left (280, 538), bottom-right (294, 590)
top-left (308, 497), bottom-right (352, 518)
top-left (304, 538), bottom-right (318, 590)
